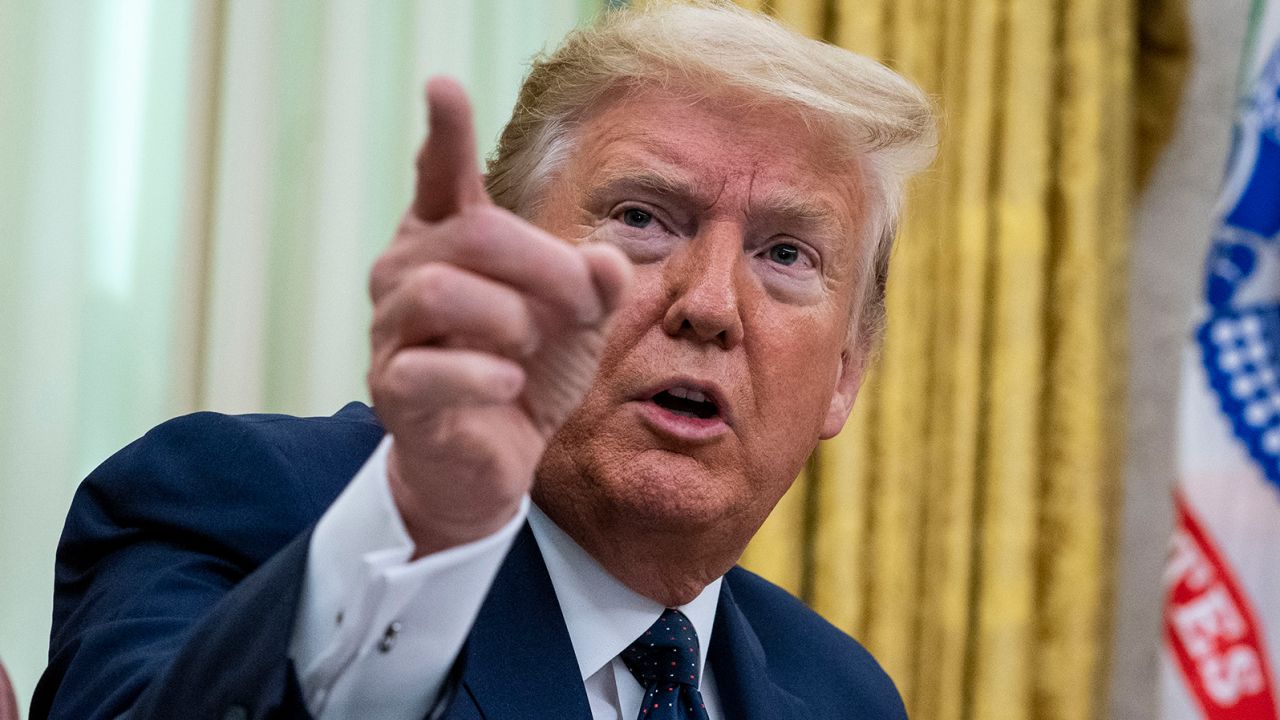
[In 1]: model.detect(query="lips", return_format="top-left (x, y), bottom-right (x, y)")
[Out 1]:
top-left (632, 378), bottom-right (733, 442)
top-left (651, 386), bottom-right (720, 420)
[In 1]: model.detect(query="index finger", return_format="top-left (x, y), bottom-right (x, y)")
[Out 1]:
top-left (413, 77), bottom-right (490, 222)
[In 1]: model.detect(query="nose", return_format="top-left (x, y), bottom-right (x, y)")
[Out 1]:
top-left (661, 226), bottom-right (745, 349)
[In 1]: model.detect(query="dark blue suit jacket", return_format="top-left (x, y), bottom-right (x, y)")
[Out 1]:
top-left (33, 403), bottom-right (906, 720)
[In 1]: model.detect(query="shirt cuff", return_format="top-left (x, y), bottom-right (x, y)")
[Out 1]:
top-left (289, 435), bottom-right (529, 720)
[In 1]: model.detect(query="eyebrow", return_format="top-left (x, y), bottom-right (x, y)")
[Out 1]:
top-left (585, 161), bottom-right (850, 238)
top-left (584, 166), bottom-right (706, 209)
top-left (749, 189), bottom-right (844, 229)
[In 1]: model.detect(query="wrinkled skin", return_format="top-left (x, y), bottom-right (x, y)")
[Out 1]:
top-left (531, 87), bottom-right (871, 604)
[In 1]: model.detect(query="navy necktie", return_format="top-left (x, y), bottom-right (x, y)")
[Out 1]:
top-left (620, 608), bottom-right (711, 720)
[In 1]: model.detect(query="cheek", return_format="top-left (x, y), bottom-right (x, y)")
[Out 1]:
top-left (736, 332), bottom-right (838, 514)
top-left (748, 317), bottom-right (844, 432)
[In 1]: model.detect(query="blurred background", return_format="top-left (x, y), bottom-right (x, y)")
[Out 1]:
top-left (0, 0), bottom-right (1248, 718)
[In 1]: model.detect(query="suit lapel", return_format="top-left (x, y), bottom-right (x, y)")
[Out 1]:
top-left (450, 524), bottom-right (592, 720)
top-left (709, 579), bottom-right (810, 720)
top-left (443, 528), bottom-right (810, 720)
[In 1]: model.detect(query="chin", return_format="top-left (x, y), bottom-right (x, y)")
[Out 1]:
top-left (536, 430), bottom-right (745, 535)
top-left (601, 449), bottom-right (740, 530)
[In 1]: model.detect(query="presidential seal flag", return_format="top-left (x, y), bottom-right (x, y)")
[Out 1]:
top-left (1163, 4), bottom-right (1280, 719)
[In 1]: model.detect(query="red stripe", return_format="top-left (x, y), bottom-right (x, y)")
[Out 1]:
top-left (1164, 491), bottom-right (1278, 719)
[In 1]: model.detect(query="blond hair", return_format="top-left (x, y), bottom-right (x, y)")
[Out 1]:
top-left (485, 0), bottom-right (937, 346)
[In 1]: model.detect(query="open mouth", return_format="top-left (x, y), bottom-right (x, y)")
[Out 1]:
top-left (650, 387), bottom-right (720, 420)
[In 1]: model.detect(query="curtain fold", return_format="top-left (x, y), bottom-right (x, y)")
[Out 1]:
top-left (0, 0), bottom-right (1191, 715)
top-left (0, 1), bottom-right (599, 710)
top-left (198, 0), bottom-right (595, 416)
top-left (737, 1), bottom-right (1189, 718)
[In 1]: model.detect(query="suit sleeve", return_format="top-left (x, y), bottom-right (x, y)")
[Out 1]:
top-left (289, 436), bottom-right (527, 720)
top-left (31, 412), bottom-right (367, 720)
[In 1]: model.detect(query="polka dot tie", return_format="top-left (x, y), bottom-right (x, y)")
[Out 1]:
top-left (620, 608), bottom-right (711, 720)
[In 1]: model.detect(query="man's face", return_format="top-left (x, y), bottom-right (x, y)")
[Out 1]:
top-left (531, 84), bottom-right (871, 545)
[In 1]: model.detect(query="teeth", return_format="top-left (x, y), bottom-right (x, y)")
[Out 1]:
top-left (668, 387), bottom-right (709, 403)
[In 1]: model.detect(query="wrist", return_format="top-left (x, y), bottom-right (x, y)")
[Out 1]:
top-left (387, 452), bottom-right (525, 558)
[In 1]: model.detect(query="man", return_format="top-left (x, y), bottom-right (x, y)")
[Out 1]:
top-left (35, 2), bottom-right (935, 719)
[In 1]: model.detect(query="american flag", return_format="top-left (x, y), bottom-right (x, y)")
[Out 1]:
top-left (1163, 3), bottom-right (1280, 718)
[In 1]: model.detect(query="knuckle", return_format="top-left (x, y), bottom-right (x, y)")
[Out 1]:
top-left (380, 351), bottom-right (443, 406)
top-left (370, 297), bottom-right (398, 339)
top-left (377, 353), bottom-right (415, 400)
top-left (405, 263), bottom-right (456, 309)
top-left (369, 254), bottom-right (397, 301)
top-left (501, 306), bottom-right (537, 352)
top-left (545, 255), bottom-right (594, 319)
top-left (562, 252), bottom-right (593, 293)
top-left (468, 203), bottom-right (512, 228)
top-left (453, 206), bottom-right (509, 256)
top-left (450, 219), bottom-right (490, 261)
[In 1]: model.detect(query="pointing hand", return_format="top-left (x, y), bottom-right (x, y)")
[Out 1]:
top-left (367, 78), bottom-right (631, 556)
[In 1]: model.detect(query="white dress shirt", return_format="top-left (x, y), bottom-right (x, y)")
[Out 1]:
top-left (289, 436), bottom-right (725, 720)
top-left (526, 504), bottom-right (723, 720)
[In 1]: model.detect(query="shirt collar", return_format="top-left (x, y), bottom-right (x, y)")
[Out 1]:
top-left (526, 503), bottom-right (722, 684)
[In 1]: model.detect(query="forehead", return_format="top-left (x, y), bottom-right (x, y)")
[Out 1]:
top-left (566, 85), bottom-right (868, 225)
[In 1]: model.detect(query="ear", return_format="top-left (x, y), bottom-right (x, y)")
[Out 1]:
top-left (819, 347), bottom-right (866, 440)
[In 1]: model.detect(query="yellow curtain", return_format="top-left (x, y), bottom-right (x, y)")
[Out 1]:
top-left (737, 1), bottom-right (1189, 719)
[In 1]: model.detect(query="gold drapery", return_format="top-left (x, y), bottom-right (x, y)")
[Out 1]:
top-left (735, 0), bottom-right (1189, 718)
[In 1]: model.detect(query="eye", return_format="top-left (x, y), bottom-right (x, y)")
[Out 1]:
top-left (621, 208), bottom-right (654, 228)
top-left (603, 204), bottom-right (676, 263)
top-left (767, 243), bottom-right (801, 266)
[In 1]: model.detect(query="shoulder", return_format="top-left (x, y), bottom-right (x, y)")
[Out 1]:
top-left (41, 403), bottom-right (383, 718)
top-left (724, 566), bottom-right (907, 719)
top-left (64, 401), bottom-right (384, 565)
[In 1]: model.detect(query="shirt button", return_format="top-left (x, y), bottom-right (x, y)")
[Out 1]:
top-left (222, 705), bottom-right (248, 720)
top-left (378, 621), bottom-right (402, 653)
